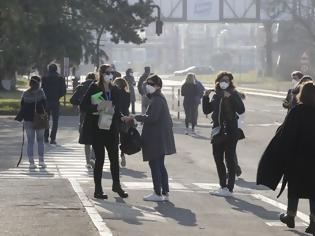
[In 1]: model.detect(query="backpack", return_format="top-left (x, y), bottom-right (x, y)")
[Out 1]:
top-left (120, 127), bottom-right (142, 155)
top-left (70, 81), bottom-right (92, 105)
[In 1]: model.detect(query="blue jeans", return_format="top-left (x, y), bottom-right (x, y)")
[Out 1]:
top-left (24, 121), bottom-right (45, 164)
top-left (45, 103), bottom-right (60, 141)
top-left (148, 156), bottom-right (169, 196)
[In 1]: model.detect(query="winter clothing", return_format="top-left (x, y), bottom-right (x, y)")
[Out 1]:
top-left (257, 104), bottom-right (315, 199)
top-left (15, 88), bottom-right (46, 122)
top-left (135, 90), bottom-right (176, 162)
top-left (41, 71), bottom-right (66, 142)
top-left (203, 88), bottom-right (245, 192)
top-left (79, 82), bottom-right (126, 196)
top-left (181, 83), bottom-right (199, 128)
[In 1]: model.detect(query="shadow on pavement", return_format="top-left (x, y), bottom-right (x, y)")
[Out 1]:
top-left (225, 196), bottom-right (280, 221)
top-left (120, 167), bottom-right (147, 179)
top-left (235, 178), bottom-right (270, 191)
top-left (155, 201), bottom-right (197, 226)
top-left (286, 229), bottom-right (309, 236)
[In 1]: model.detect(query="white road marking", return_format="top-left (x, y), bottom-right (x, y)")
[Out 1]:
top-left (69, 179), bottom-right (113, 236)
top-left (251, 194), bottom-right (310, 224)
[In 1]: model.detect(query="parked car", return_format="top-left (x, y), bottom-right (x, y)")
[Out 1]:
top-left (174, 66), bottom-right (214, 76)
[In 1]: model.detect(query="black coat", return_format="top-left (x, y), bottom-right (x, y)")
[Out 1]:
top-left (257, 104), bottom-right (315, 199)
top-left (202, 89), bottom-right (245, 135)
top-left (181, 83), bottom-right (199, 106)
top-left (41, 72), bottom-right (66, 105)
top-left (79, 82), bottom-right (123, 145)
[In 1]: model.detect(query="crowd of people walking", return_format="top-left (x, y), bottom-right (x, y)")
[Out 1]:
top-left (14, 63), bottom-right (315, 235)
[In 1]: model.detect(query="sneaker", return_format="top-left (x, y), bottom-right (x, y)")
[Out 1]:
top-left (280, 213), bottom-right (295, 228)
top-left (85, 163), bottom-right (93, 169)
top-left (89, 159), bottom-right (95, 168)
top-left (185, 128), bottom-right (189, 135)
top-left (143, 193), bottom-right (165, 202)
top-left (120, 153), bottom-right (126, 167)
top-left (50, 140), bottom-right (57, 145)
top-left (162, 193), bottom-right (169, 201)
top-left (212, 187), bottom-right (233, 197)
top-left (38, 161), bottom-right (46, 168)
top-left (305, 219), bottom-right (315, 234)
top-left (29, 163), bottom-right (37, 169)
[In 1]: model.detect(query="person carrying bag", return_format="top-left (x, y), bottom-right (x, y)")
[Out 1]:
top-left (15, 76), bottom-right (47, 169)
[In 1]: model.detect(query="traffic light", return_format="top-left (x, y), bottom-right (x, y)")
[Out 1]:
top-left (156, 20), bottom-right (163, 36)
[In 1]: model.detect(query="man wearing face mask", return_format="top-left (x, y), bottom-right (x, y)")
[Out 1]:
top-left (79, 64), bottom-right (128, 200)
top-left (138, 66), bottom-right (151, 113)
top-left (203, 72), bottom-right (245, 197)
top-left (283, 71), bottom-right (304, 112)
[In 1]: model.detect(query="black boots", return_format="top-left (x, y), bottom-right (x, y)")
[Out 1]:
top-left (94, 192), bottom-right (108, 199)
top-left (280, 213), bottom-right (295, 228)
top-left (112, 182), bottom-right (128, 198)
top-left (306, 219), bottom-right (315, 235)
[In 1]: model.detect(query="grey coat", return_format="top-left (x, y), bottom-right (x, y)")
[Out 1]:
top-left (135, 91), bottom-right (176, 162)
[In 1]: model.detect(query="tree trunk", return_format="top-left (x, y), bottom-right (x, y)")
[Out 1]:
top-left (264, 22), bottom-right (273, 77)
top-left (96, 26), bottom-right (105, 69)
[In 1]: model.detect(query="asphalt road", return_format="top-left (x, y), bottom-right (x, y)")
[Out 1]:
top-left (0, 94), bottom-right (312, 236)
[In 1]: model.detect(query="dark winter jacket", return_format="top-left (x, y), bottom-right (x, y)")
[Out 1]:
top-left (70, 79), bottom-right (95, 106)
top-left (15, 88), bottom-right (47, 122)
top-left (135, 90), bottom-right (176, 162)
top-left (257, 104), bottom-right (315, 199)
top-left (138, 72), bottom-right (150, 96)
top-left (202, 89), bottom-right (245, 135)
top-left (79, 82), bottom-right (123, 145)
top-left (41, 72), bottom-right (66, 105)
top-left (195, 80), bottom-right (205, 104)
top-left (181, 83), bottom-right (199, 106)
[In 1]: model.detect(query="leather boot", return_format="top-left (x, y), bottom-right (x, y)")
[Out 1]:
top-left (112, 182), bottom-right (128, 198)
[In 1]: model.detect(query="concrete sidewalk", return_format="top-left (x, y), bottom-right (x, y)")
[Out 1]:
top-left (0, 178), bottom-right (99, 236)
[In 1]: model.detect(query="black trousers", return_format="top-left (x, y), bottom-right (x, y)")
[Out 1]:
top-left (212, 136), bottom-right (238, 192)
top-left (92, 129), bottom-right (120, 193)
top-left (44, 103), bottom-right (60, 141)
top-left (287, 198), bottom-right (315, 217)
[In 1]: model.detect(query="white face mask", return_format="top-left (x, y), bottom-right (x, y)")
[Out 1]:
top-left (219, 81), bottom-right (229, 90)
top-left (129, 72), bottom-right (133, 76)
top-left (146, 84), bottom-right (156, 94)
top-left (292, 79), bottom-right (299, 86)
top-left (104, 74), bottom-right (113, 82)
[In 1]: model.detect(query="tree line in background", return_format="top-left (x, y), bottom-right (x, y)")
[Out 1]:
top-left (0, 0), bottom-right (154, 90)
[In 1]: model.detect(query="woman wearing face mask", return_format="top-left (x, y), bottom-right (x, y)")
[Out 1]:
top-left (113, 77), bottom-right (131, 167)
top-left (122, 75), bottom-right (176, 202)
top-left (283, 71), bottom-right (304, 112)
top-left (15, 76), bottom-right (47, 169)
top-left (202, 72), bottom-right (245, 197)
top-left (79, 64), bottom-right (128, 199)
top-left (124, 68), bottom-right (136, 114)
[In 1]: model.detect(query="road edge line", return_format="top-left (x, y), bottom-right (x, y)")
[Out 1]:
top-left (69, 178), bottom-right (113, 236)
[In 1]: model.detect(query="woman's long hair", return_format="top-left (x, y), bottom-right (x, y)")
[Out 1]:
top-left (184, 73), bottom-right (196, 84)
top-left (215, 71), bottom-right (235, 91)
top-left (97, 64), bottom-right (111, 88)
top-left (114, 77), bottom-right (129, 93)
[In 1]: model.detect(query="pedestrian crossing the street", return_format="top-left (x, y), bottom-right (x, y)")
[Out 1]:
top-left (0, 143), bottom-right (109, 182)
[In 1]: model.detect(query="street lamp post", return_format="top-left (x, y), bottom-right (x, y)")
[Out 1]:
top-left (151, 5), bottom-right (163, 36)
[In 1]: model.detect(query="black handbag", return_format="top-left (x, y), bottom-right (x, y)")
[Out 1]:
top-left (33, 97), bottom-right (49, 130)
top-left (120, 127), bottom-right (142, 155)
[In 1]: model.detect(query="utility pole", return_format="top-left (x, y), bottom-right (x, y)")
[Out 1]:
top-left (151, 5), bottom-right (163, 36)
